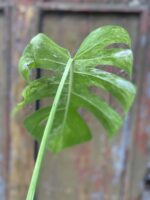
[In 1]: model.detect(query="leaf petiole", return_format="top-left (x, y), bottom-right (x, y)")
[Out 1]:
top-left (26, 57), bottom-right (73, 200)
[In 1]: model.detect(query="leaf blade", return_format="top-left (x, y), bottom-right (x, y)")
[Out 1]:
top-left (19, 33), bottom-right (70, 81)
top-left (75, 25), bottom-right (131, 59)
top-left (74, 48), bottom-right (133, 76)
top-left (16, 25), bottom-right (136, 152)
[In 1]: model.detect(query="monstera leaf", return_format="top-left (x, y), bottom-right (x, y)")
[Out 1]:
top-left (17, 25), bottom-right (136, 153)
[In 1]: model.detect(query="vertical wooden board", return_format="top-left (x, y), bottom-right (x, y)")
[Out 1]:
top-left (36, 11), bottom-right (141, 200)
top-left (8, 5), bottom-right (38, 200)
top-left (124, 11), bottom-right (150, 200)
top-left (0, 12), bottom-right (7, 200)
top-left (42, 12), bottom-right (89, 54)
top-left (85, 13), bottom-right (140, 200)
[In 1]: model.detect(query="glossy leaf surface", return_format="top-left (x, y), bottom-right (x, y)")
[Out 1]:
top-left (16, 25), bottom-right (136, 153)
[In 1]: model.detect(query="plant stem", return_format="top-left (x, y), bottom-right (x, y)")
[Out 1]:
top-left (26, 58), bottom-right (73, 200)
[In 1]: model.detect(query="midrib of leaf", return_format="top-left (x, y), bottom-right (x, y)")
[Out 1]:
top-left (61, 60), bottom-right (74, 129)
top-left (26, 57), bottom-right (73, 200)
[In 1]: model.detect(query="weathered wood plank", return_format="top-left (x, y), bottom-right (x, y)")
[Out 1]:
top-left (0, 10), bottom-right (9, 200)
top-left (37, 2), bottom-right (147, 13)
top-left (8, 3), bottom-right (37, 200)
top-left (43, 0), bottom-right (147, 4)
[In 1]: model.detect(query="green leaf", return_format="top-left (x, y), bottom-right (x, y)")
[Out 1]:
top-left (24, 106), bottom-right (92, 152)
top-left (74, 48), bottom-right (133, 76)
top-left (19, 33), bottom-right (70, 81)
top-left (16, 25), bottom-right (136, 153)
top-left (75, 25), bottom-right (131, 58)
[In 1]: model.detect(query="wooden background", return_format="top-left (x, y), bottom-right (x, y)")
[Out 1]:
top-left (0, 0), bottom-right (150, 200)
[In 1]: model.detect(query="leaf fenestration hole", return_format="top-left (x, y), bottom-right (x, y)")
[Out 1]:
top-left (77, 107), bottom-right (106, 137)
top-left (88, 86), bottom-right (124, 117)
top-left (106, 43), bottom-right (129, 49)
top-left (95, 65), bottom-right (129, 80)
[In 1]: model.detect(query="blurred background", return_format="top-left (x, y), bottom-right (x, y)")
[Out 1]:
top-left (0, 0), bottom-right (150, 200)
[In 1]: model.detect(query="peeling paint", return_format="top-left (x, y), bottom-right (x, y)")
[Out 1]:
top-left (145, 125), bottom-right (150, 133)
top-left (112, 116), bottom-right (130, 184)
top-left (0, 154), bottom-right (3, 162)
top-left (90, 191), bottom-right (104, 200)
top-left (140, 35), bottom-right (147, 47)
top-left (0, 177), bottom-right (6, 200)
top-left (146, 72), bottom-right (150, 98)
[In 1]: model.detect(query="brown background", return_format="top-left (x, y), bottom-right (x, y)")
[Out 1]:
top-left (0, 0), bottom-right (150, 200)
